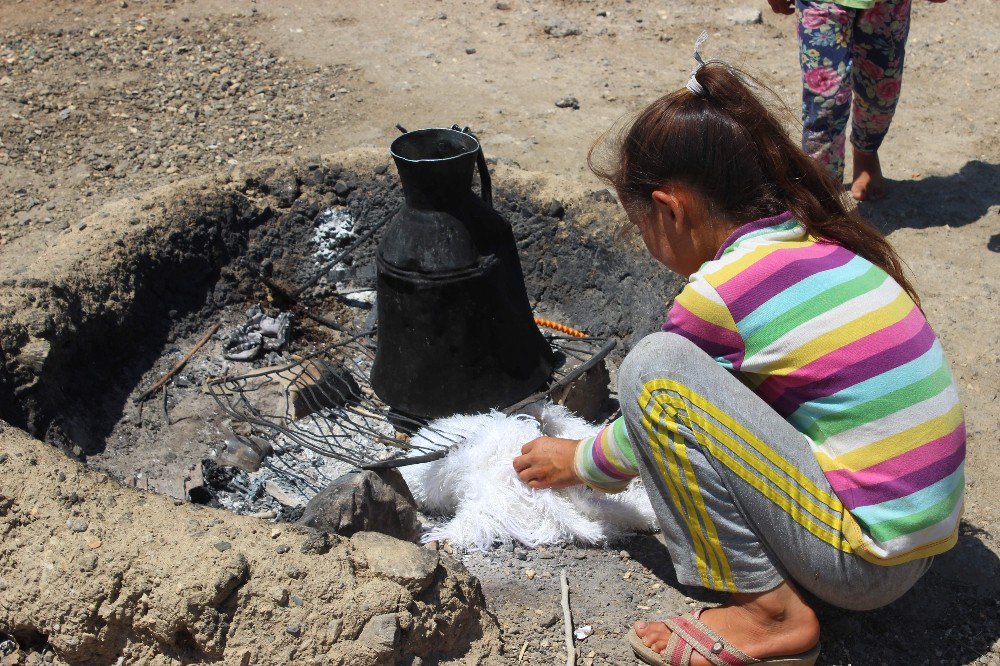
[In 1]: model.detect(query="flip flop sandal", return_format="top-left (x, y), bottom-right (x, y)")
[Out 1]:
top-left (627, 608), bottom-right (821, 666)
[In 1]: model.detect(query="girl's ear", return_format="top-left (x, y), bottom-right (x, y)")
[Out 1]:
top-left (651, 189), bottom-right (686, 233)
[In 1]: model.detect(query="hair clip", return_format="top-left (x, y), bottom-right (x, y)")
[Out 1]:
top-left (686, 31), bottom-right (709, 97)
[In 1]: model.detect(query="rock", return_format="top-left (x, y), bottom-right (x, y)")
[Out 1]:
top-left (591, 188), bottom-right (616, 203)
top-left (726, 7), bottom-right (763, 25)
top-left (298, 469), bottom-right (421, 541)
top-left (333, 180), bottom-right (351, 197)
top-left (544, 18), bottom-right (582, 38)
top-left (546, 199), bottom-right (565, 218)
top-left (495, 1), bottom-right (512, 9)
top-left (268, 585), bottom-right (289, 605)
top-left (213, 541), bottom-right (232, 552)
top-left (358, 613), bottom-right (399, 657)
top-left (555, 96), bottom-right (580, 110)
top-left (540, 610), bottom-right (560, 628)
top-left (351, 531), bottom-right (439, 595)
top-left (67, 518), bottom-right (88, 533)
top-left (285, 623), bottom-right (301, 637)
top-left (465, 47), bottom-right (477, 55)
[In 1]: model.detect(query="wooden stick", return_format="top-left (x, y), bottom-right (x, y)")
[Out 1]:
top-left (517, 640), bottom-right (529, 663)
top-left (561, 569), bottom-right (575, 666)
top-left (134, 321), bottom-right (221, 404)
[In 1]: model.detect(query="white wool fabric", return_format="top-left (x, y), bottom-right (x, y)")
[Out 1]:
top-left (399, 403), bottom-right (658, 551)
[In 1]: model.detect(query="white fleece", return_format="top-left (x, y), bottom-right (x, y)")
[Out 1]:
top-left (399, 402), bottom-right (657, 551)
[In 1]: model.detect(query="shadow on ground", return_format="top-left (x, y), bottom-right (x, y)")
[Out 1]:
top-left (858, 161), bottom-right (1000, 244)
top-left (624, 522), bottom-right (999, 665)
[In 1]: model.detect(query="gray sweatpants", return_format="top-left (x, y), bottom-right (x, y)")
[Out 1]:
top-left (618, 332), bottom-right (931, 611)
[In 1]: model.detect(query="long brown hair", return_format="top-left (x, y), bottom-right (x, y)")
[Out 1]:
top-left (589, 62), bottom-right (920, 306)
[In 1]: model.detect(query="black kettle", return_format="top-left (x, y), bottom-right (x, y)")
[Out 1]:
top-left (370, 127), bottom-right (553, 418)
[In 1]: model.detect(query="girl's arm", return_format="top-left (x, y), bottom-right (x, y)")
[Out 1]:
top-left (513, 417), bottom-right (639, 492)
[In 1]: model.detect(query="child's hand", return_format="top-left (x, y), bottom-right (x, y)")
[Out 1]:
top-left (767, 0), bottom-right (795, 14)
top-left (513, 437), bottom-right (582, 490)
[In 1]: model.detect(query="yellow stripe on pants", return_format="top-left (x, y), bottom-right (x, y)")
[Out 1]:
top-left (643, 396), bottom-right (736, 591)
top-left (640, 380), bottom-right (854, 555)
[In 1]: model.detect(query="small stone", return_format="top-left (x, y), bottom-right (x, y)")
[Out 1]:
top-left (268, 585), bottom-right (289, 605)
top-left (77, 223), bottom-right (87, 231)
top-left (285, 564), bottom-right (305, 579)
top-left (514, 549), bottom-right (527, 561)
top-left (285, 624), bottom-right (301, 637)
top-left (85, 535), bottom-right (102, 549)
top-left (495, 1), bottom-right (512, 9)
top-left (276, 544), bottom-right (291, 554)
top-left (333, 180), bottom-right (351, 197)
top-left (525, 568), bottom-right (537, 580)
top-left (67, 518), bottom-right (89, 533)
top-left (465, 47), bottom-right (477, 55)
top-left (351, 532), bottom-right (439, 594)
top-left (79, 552), bottom-right (98, 572)
top-left (546, 199), bottom-right (565, 218)
top-left (271, 528), bottom-right (281, 539)
top-left (213, 541), bottom-right (232, 552)
top-left (358, 613), bottom-right (399, 656)
top-left (555, 96), bottom-right (580, 110)
top-left (540, 610), bottom-right (560, 628)
top-left (544, 18), bottom-right (582, 38)
top-left (290, 594), bottom-right (304, 607)
top-left (726, 7), bottom-right (763, 25)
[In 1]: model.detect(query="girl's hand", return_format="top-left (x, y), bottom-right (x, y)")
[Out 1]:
top-left (513, 437), bottom-right (582, 490)
top-left (767, 0), bottom-right (795, 14)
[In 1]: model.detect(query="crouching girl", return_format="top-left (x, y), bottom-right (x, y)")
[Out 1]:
top-left (513, 58), bottom-right (964, 666)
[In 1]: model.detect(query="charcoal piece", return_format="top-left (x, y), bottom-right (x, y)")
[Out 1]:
top-left (298, 469), bottom-right (421, 541)
top-left (287, 359), bottom-right (360, 419)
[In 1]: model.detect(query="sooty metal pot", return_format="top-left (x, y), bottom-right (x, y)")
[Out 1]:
top-left (370, 127), bottom-right (553, 418)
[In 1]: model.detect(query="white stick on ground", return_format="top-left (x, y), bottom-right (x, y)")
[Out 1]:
top-left (561, 569), bottom-right (575, 666)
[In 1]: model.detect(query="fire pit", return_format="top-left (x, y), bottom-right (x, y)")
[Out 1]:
top-left (0, 148), bottom-right (684, 663)
top-left (0, 149), bottom-right (682, 520)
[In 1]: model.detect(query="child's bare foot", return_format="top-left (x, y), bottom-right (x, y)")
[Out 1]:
top-left (851, 149), bottom-right (887, 201)
top-left (633, 581), bottom-right (820, 665)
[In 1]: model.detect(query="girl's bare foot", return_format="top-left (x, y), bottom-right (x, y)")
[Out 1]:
top-left (633, 580), bottom-right (820, 665)
top-left (851, 149), bottom-right (887, 201)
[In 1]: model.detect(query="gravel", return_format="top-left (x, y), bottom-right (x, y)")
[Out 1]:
top-left (0, 15), bottom-right (341, 245)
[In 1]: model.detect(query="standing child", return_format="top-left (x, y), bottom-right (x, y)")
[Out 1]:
top-left (513, 53), bottom-right (964, 666)
top-left (767, 0), bottom-right (948, 200)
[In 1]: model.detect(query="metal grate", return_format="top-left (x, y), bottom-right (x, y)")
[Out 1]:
top-left (206, 332), bottom-right (615, 470)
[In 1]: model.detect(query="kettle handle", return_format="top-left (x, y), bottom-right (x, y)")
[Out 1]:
top-left (453, 125), bottom-right (493, 208)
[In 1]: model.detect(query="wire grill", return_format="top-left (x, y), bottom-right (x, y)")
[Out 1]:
top-left (206, 329), bottom-right (615, 470)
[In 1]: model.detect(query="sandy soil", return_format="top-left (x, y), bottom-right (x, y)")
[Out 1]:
top-left (1, 0), bottom-right (998, 664)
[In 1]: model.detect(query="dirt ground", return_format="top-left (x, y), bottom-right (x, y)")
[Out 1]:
top-left (1, 0), bottom-right (998, 664)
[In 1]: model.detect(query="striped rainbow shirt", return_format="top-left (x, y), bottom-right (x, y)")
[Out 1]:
top-left (576, 212), bottom-right (964, 565)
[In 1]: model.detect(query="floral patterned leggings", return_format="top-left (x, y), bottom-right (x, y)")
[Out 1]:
top-left (797, 0), bottom-right (912, 179)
